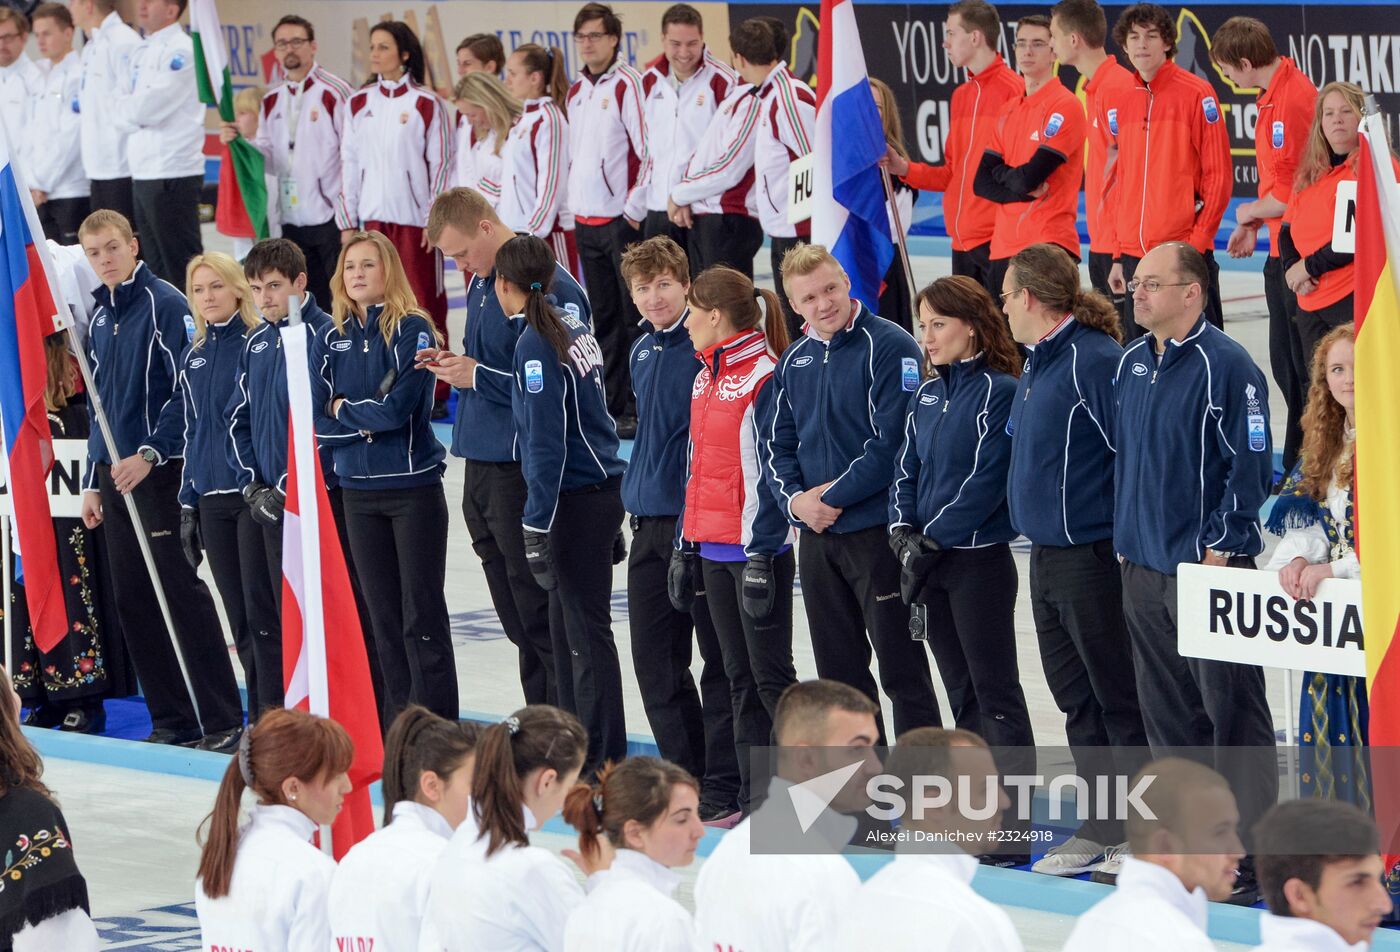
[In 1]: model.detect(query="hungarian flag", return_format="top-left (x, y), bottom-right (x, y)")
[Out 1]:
top-left (1355, 112), bottom-right (1400, 864)
top-left (0, 133), bottom-right (66, 653)
top-left (280, 313), bottom-right (382, 859)
top-left (190, 0), bottom-right (270, 241)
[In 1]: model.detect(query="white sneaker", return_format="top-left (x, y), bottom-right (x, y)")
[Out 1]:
top-left (1030, 835), bottom-right (1106, 877)
top-left (1090, 842), bottom-right (1131, 884)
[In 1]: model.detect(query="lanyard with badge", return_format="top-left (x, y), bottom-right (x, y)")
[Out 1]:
top-left (280, 80), bottom-right (304, 216)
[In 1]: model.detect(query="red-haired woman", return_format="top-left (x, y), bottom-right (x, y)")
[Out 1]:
top-left (194, 708), bottom-right (353, 951)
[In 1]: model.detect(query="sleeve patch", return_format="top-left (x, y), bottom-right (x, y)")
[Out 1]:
top-left (524, 359), bottom-right (545, 393)
top-left (901, 357), bottom-right (920, 391)
top-left (1044, 112), bottom-right (1065, 138)
top-left (1202, 97), bottom-right (1220, 124)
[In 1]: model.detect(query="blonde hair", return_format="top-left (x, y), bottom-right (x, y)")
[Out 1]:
top-left (454, 72), bottom-right (521, 157)
top-left (185, 252), bottom-right (260, 348)
top-left (233, 86), bottom-right (264, 115)
top-left (1295, 81), bottom-right (1366, 191)
top-left (330, 231), bottom-right (442, 346)
top-left (779, 243), bottom-right (846, 297)
top-left (78, 208), bottom-right (134, 242)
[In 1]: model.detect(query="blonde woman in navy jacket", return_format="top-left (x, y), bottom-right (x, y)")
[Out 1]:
top-left (889, 276), bottom-right (1033, 764)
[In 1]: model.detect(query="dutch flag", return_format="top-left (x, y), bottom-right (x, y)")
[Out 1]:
top-left (812, 0), bottom-right (895, 310)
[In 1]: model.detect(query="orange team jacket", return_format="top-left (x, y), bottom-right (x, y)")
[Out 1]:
top-left (1108, 60), bottom-right (1232, 257)
top-left (1254, 57), bottom-right (1317, 257)
top-left (982, 79), bottom-right (1087, 260)
top-left (902, 55), bottom-right (1022, 251)
top-left (1082, 57), bottom-right (1137, 255)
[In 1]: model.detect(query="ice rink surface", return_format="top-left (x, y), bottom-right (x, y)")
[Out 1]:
top-left (56, 230), bottom-right (1284, 949)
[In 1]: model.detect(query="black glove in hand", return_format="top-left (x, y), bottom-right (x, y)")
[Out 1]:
top-left (890, 526), bottom-right (942, 605)
top-left (612, 530), bottom-right (627, 565)
top-left (667, 549), bottom-right (697, 612)
top-left (524, 530), bottom-right (557, 591)
top-left (180, 507), bottom-right (203, 570)
top-left (741, 554), bottom-right (776, 620)
top-left (243, 482), bottom-right (285, 527)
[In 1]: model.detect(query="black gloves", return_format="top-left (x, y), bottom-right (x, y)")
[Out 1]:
top-left (524, 530), bottom-right (557, 591)
top-left (243, 482), bottom-right (285, 527)
top-left (667, 549), bottom-right (697, 612)
top-left (180, 508), bottom-right (203, 570)
top-left (889, 526), bottom-right (943, 604)
top-left (612, 531), bottom-right (627, 565)
top-left (741, 554), bottom-right (776, 620)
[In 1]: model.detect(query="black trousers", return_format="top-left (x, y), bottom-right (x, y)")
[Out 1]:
top-left (643, 210), bottom-right (689, 263)
top-left (878, 254), bottom-right (914, 335)
top-left (1120, 251), bottom-right (1224, 341)
top-left (628, 516), bottom-right (739, 809)
top-left (576, 218), bottom-right (643, 419)
top-left (97, 463), bottom-right (242, 735)
top-left (1030, 539), bottom-right (1149, 844)
top-left (799, 525), bottom-right (940, 740)
top-left (38, 196), bottom-right (90, 245)
top-left (282, 219), bottom-right (343, 309)
top-left (702, 551), bottom-right (797, 812)
top-left (1120, 558), bottom-right (1279, 839)
top-left (341, 483), bottom-right (457, 721)
top-left (770, 235), bottom-right (805, 341)
top-left (1088, 250), bottom-right (1125, 313)
top-left (951, 242), bottom-right (993, 294)
top-left (462, 459), bottom-right (553, 705)
top-left (987, 256), bottom-right (1013, 300)
top-left (89, 177), bottom-right (135, 226)
top-left (1263, 256), bottom-right (1309, 475)
top-left (547, 478), bottom-right (627, 774)
top-left (199, 493), bottom-right (281, 719)
top-left (132, 175), bottom-right (203, 287)
top-left (1296, 293), bottom-right (1353, 362)
top-left (691, 214), bottom-right (763, 282)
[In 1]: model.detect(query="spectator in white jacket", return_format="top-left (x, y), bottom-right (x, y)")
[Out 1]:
top-left (453, 72), bottom-right (520, 210)
top-left (561, 757), bottom-right (705, 951)
top-left (0, 8), bottom-right (39, 149)
top-left (70, 0), bottom-right (140, 224)
top-left (195, 708), bottom-right (354, 952)
top-left (329, 706), bottom-right (480, 952)
top-left (26, 4), bottom-right (89, 244)
top-left (1062, 758), bottom-right (1245, 952)
top-left (498, 44), bottom-right (575, 273)
top-left (1252, 799), bottom-right (1391, 952)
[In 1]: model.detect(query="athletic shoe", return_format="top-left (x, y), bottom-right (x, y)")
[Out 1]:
top-left (59, 706), bottom-right (106, 735)
top-left (198, 726), bottom-right (245, 753)
top-left (700, 805), bottom-right (742, 829)
top-left (1031, 835), bottom-right (1106, 876)
top-left (978, 852), bottom-right (1031, 869)
top-left (1089, 842), bottom-right (1131, 884)
top-left (144, 727), bottom-right (203, 746)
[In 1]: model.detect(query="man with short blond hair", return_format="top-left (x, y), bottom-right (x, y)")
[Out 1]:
top-left (27, 3), bottom-right (89, 243)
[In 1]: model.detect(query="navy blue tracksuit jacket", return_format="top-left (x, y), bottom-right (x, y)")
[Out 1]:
top-left (621, 314), bottom-right (698, 519)
top-left (178, 318), bottom-right (248, 507)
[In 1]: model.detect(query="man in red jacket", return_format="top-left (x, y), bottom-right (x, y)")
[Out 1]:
top-left (1105, 3), bottom-right (1231, 339)
top-left (882, 0), bottom-right (1021, 292)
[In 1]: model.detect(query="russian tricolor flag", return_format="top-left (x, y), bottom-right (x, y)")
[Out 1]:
top-left (0, 138), bottom-right (66, 653)
top-left (812, 0), bottom-right (895, 310)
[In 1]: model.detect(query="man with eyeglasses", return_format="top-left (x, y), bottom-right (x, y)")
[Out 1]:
top-left (1109, 241), bottom-right (1276, 903)
top-left (565, 1), bottom-right (650, 438)
top-left (234, 15), bottom-right (352, 306)
top-left (972, 14), bottom-right (1086, 294)
top-left (70, 0), bottom-right (141, 225)
top-left (0, 8), bottom-right (40, 146)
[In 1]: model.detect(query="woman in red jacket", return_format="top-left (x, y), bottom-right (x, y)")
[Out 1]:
top-left (672, 265), bottom-right (795, 813)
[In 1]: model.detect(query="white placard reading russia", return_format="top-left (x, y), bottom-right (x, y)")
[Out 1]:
top-left (1177, 563), bottom-right (1364, 677)
top-left (0, 439), bottom-right (89, 519)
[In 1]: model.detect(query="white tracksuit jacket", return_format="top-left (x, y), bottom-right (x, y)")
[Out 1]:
top-left (116, 22), bottom-right (205, 181)
top-left (28, 51), bottom-right (89, 200)
top-left (498, 96), bottom-right (569, 238)
top-left (565, 59), bottom-right (649, 223)
top-left (342, 74), bottom-right (453, 229)
top-left (638, 49), bottom-right (736, 215)
top-left (252, 63), bottom-right (353, 229)
top-left (78, 10), bottom-right (140, 182)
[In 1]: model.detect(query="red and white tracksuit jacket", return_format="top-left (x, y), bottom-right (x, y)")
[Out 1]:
top-left (499, 96), bottom-right (570, 238)
top-left (565, 59), bottom-right (649, 223)
top-left (753, 66), bottom-right (816, 238)
top-left (455, 120), bottom-right (503, 208)
top-left (671, 84), bottom-right (760, 218)
top-left (638, 49), bottom-right (736, 215)
top-left (341, 74), bottom-right (453, 229)
top-left (252, 63), bottom-right (353, 229)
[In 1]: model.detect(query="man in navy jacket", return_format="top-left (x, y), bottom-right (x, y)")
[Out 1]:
top-left (76, 209), bottom-right (242, 749)
top-left (764, 245), bottom-right (938, 737)
top-left (1112, 241), bottom-right (1276, 896)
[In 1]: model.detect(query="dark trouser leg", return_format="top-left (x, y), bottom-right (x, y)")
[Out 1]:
top-left (878, 254), bottom-right (913, 335)
top-left (643, 210), bottom-right (689, 256)
top-left (1120, 560), bottom-right (1215, 750)
top-left (1030, 540), bottom-right (1148, 843)
top-left (691, 214), bottom-right (763, 282)
top-left (198, 495), bottom-right (258, 719)
top-left (627, 517), bottom-right (706, 778)
top-left (986, 256), bottom-right (1012, 301)
top-left (282, 219), bottom-right (343, 310)
top-left (132, 176), bottom-right (204, 286)
top-left (692, 560), bottom-right (740, 809)
top-left (89, 177), bottom-right (135, 225)
top-left (576, 219), bottom-right (642, 419)
top-left (234, 503), bottom-right (281, 716)
top-left (1202, 251), bottom-right (1224, 330)
top-left (1119, 255), bottom-right (1145, 341)
top-left (548, 483), bottom-right (627, 774)
top-left (1088, 250), bottom-right (1125, 314)
top-left (770, 236), bottom-right (805, 341)
top-left (98, 464), bottom-right (242, 734)
top-left (950, 242), bottom-right (992, 291)
top-left (1263, 256), bottom-right (1308, 475)
top-left (328, 487), bottom-right (387, 729)
top-left (1297, 294), bottom-right (1354, 363)
top-left (38, 196), bottom-right (91, 244)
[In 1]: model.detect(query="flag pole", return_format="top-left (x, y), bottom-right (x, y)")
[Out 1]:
top-left (880, 167), bottom-right (918, 314)
top-left (0, 121), bottom-right (207, 730)
top-left (1, 515), bottom-right (12, 677)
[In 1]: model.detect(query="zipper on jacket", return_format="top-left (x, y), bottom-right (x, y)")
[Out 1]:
top-left (1137, 89), bottom-right (1154, 255)
top-left (818, 346), bottom-right (834, 476)
top-left (601, 160), bottom-right (615, 197)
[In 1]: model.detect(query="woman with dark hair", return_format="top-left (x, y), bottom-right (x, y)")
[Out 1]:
top-left (501, 236), bottom-right (626, 774)
top-left (677, 264), bottom-right (796, 814)
top-left (329, 706), bottom-right (479, 950)
top-left (341, 20), bottom-right (454, 412)
top-left (499, 44), bottom-right (577, 275)
top-left (562, 757), bottom-right (705, 949)
top-left (195, 708), bottom-right (353, 950)
top-left (889, 276), bottom-right (1034, 764)
top-left (870, 77), bottom-right (917, 334)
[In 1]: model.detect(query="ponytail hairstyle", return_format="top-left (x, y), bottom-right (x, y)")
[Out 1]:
top-left (496, 235), bottom-right (573, 361)
top-left (562, 757), bottom-right (698, 861)
top-left (330, 230), bottom-right (442, 347)
top-left (196, 709), bottom-right (353, 899)
top-left (0, 665), bottom-right (50, 801)
top-left (687, 265), bottom-right (790, 355)
top-left (514, 44), bottom-right (570, 114)
top-left (370, 21), bottom-right (426, 85)
top-left (380, 705), bottom-right (481, 826)
top-left (915, 276), bottom-right (1023, 378)
top-left (471, 705), bottom-right (588, 858)
top-left (1007, 243), bottom-right (1122, 343)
